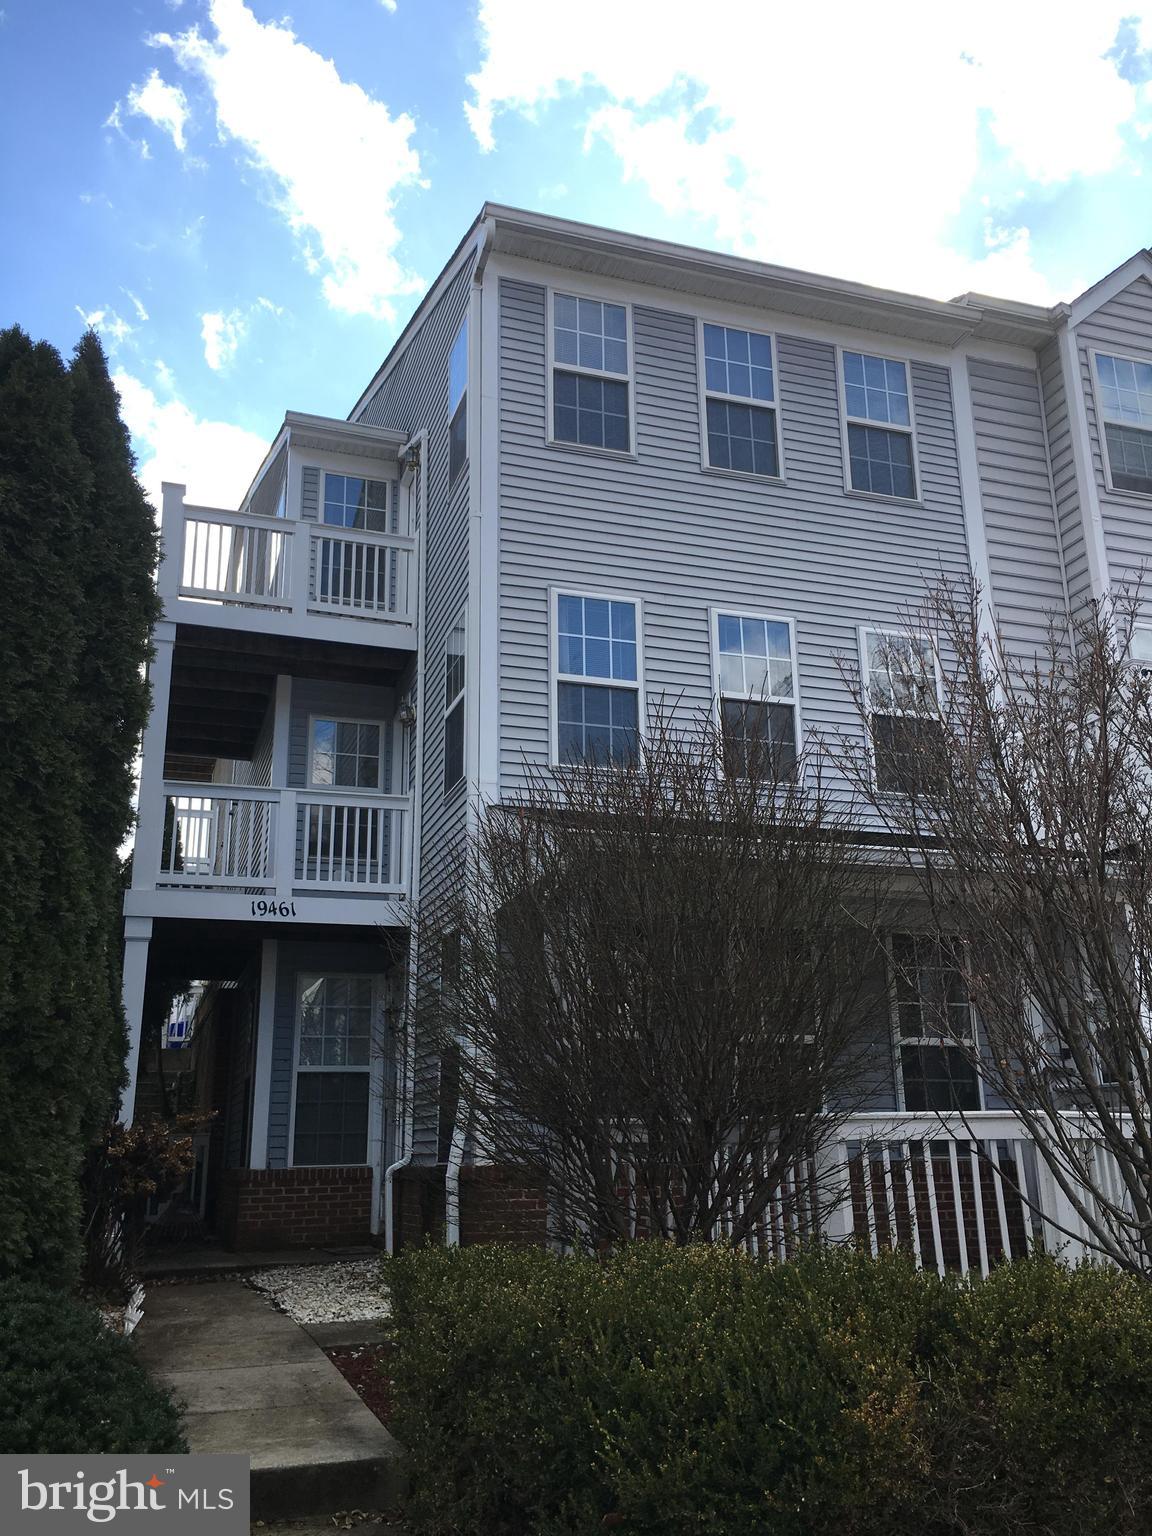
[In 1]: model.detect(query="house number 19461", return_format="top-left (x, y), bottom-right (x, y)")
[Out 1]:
top-left (251, 900), bottom-right (297, 918)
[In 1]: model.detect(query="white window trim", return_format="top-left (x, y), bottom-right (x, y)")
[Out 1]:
top-left (1130, 625), bottom-right (1152, 673)
top-left (287, 971), bottom-right (386, 1169)
top-left (306, 714), bottom-right (388, 793)
top-left (1088, 346), bottom-right (1152, 501)
top-left (548, 587), bottom-right (646, 767)
top-left (857, 626), bottom-right (943, 791)
top-left (836, 346), bottom-right (923, 505)
top-left (448, 316), bottom-right (468, 484)
top-left (545, 286), bottom-right (637, 459)
top-left (443, 607), bottom-right (467, 795)
top-left (888, 934), bottom-right (984, 1113)
top-left (708, 607), bottom-right (801, 769)
top-left (696, 320), bottom-right (786, 483)
top-left (318, 467), bottom-right (394, 531)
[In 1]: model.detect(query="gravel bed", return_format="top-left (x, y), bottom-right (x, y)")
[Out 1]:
top-left (246, 1257), bottom-right (391, 1324)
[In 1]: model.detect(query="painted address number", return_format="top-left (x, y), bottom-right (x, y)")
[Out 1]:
top-left (251, 900), bottom-right (297, 918)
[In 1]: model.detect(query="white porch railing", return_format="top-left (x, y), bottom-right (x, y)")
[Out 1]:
top-left (157, 782), bottom-right (409, 897)
top-left (168, 505), bottom-right (416, 627)
top-left (833, 1113), bottom-right (1082, 1277)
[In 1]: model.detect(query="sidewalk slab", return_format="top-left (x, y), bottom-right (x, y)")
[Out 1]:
top-left (135, 1278), bottom-right (403, 1520)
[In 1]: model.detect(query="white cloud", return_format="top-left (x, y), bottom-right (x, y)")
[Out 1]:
top-left (124, 68), bottom-right (190, 151)
top-left (151, 0), bottom-right (423, 319)
top-left (465, 0), bottom-right (1152, 301)
top-left (200, 307), bottom-right (247, 370)
top-left (113, 367), bottom-right (269, 510)
top-left (75, 305), bottom-right (135, 349)
top-left (123, 289), bottom-right (150, 322)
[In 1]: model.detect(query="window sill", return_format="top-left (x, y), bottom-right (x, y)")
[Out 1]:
top-left (1101, 481), bottom-right (1152, 505)
top-left (701, 464), bottom-right (787, 488)
top-left (846, 487), bottom-right (924, 509)
top-left (546, 437), bottom-right (638, 464)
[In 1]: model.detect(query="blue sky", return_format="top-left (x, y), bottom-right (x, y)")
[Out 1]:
top-left (3, 0), bottom-right (1152, 508)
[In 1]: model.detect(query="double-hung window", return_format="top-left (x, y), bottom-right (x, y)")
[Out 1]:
top-left (860, 629), bottom-right (942, 793)
top-left (713, 611), bottom-right (798, 779)
top-left (449, 317), bottom-right (468, 484)
top-left (1093, 352), bottom-right (1152, 495)
top-left (443, 613), bottom-right (466, 794)
top-left (310, 718), bottom-right (384, 790)
top-left (702, 324), bottom-right (780, 477)
top-left (323, 472), bottom-right (390, 531)
top-left (306, 720), bottom-right (387, 884)
top-left (292, 973), bottom-right (378, 1165)
top-left (842, 351), bottom-right (917, 499)
top-left (551, 294), bottom-right (631, 453)
top-left (889, 934), bottom-right (981, 1112)
top-left (554, 592), bottom-right (641, 765)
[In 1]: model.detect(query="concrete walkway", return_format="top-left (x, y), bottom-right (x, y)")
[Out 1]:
top-left (135, 1279), bottom-right (403, 1520)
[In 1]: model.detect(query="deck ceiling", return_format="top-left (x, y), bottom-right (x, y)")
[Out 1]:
top-left (166, 622), bottom-right (411, 760)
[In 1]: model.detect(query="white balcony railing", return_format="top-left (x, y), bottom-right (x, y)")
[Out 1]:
top-left (158, 783), bottom-right (409, 897)
top-left (832, 1112), bottom-right (1097, 1276)
top-left (165, 505), bottom-right (416, 627)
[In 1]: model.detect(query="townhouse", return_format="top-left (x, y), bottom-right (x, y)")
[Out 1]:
top-left (122, 205), bottom-right (1152, 1263)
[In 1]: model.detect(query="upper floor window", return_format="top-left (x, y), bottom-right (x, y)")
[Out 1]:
top-left (841, 351), bottom-right (917, 500)
top-left (323, 472), bottom-right (389, 532)
top-left (1094, 352), bottom-right (1152, 495)
top-left (861, 629), bottom-right (942, 793)
top-left (889, 934), bottom-right (981, 1111)
top-left (449, 317), bottom-right (468, 484)
top-left (444, 613), bottom-right (466, 795)
top-left (702, 324), bottom-right (780, 478)
top-left (713, 611), bottom-right (797, 779)
top-left (293, 973), bottom-right (377, 1165)
top-left (310, 718), bottom-right (384, 790)
top-left (551, 294), bottom-right (631, 453)
top-left (554, 592), bottom-right (641, 765)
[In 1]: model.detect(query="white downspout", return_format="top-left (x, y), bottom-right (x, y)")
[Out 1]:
top-left (444, 222), bottom-right (492, 1247)
top-left (383, 437), bottom-right (427, 1251)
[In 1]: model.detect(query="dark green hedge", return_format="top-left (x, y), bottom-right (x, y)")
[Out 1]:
top-left (388, 1244), bottom-right (1152, 1536)
top-left (0, 1281), bottom-right (186, 1454)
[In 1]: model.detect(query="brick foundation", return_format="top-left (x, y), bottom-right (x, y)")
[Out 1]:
top-left (391, 1164), bottom-right (549, 1250)
top-left (219, 1166), bottom-right (373, 1250)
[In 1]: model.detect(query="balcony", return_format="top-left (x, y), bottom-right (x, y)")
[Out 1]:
top-left (125, 783), bottom-right (411, 926)
top-left (158, 494), bottom-right (417, 647)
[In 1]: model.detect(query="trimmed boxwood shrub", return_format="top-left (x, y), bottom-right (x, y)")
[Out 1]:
top-left (0, 1281), bottom-right (186, 1454)
top-left (387, 1244), bottom-right (1152, 1536)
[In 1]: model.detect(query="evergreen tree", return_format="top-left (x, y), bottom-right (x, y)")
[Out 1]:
top-left (0, 326), bottom-right (157, 1284)
top-left (68, 333), bottom-right (159, 1135)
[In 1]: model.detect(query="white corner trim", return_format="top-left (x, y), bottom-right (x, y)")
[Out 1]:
top-left (948, 356), bottom-right (996, 647)
top-left (1058, 323), bottom-right (1110, 602)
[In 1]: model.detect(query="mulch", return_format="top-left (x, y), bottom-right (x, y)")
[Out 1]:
top-left (326, 1342), bottom-right (395, 1427)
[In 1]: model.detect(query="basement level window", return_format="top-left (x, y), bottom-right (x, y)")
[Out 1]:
top-left (1095, 352), bottom-right (1152, 495)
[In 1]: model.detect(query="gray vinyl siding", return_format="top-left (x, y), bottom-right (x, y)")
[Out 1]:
top-left (1039, 337), bottom-right (1092, 612)
top-left (354, 256), bottom-right (475, 1164)
top-left (966, 357), bottom-right (1067, 656)
top-left (497, 278), bottom-right (971, 798)
top-left (266, 939), bottom-right (397, 1169)
top-left (287, 678), bottom-right (395, 790)
top-left (1076, 277), bottom-right (1152, 602)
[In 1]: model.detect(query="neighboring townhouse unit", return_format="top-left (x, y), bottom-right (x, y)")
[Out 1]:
top-left (123, 205), bottom-right (1152, 1261)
